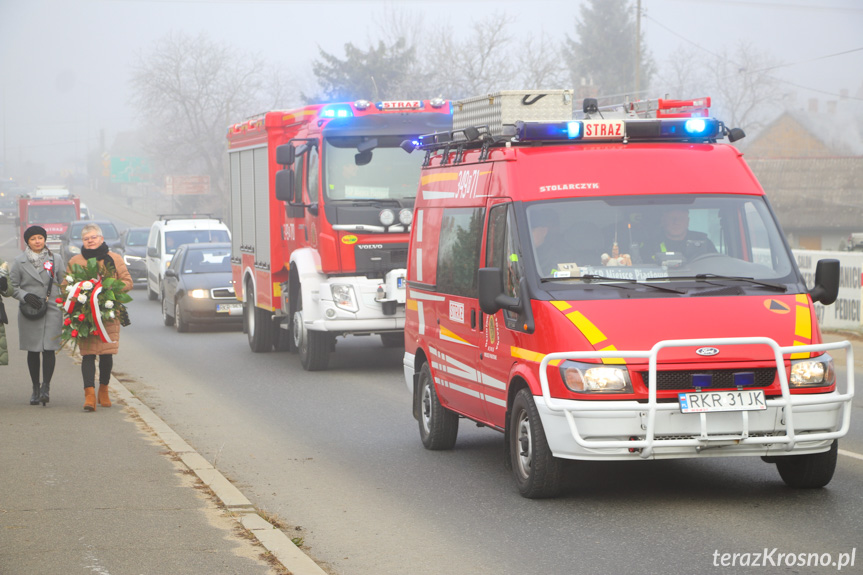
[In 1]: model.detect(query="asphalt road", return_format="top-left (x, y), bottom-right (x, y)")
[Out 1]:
top-left (4, 212), bottom-right (862, 575)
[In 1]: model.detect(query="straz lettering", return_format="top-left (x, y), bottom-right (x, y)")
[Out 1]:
top-left (539, 183), bottom-right (600, 193)
top-left (583, 121), bottom-right (624, 138)
top-left (449, 300), bottom-right (465, 324)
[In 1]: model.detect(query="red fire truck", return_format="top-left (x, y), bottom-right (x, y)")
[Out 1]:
top-left (227, 99), bottom-right (452, 370)
top-left (402, 91), bottom-right (854, 497)
top-left (17, 186), bottom-right (80, 251)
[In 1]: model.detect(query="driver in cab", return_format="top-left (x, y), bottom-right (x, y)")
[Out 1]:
top-left (649, 208), bottom-right (717, 263)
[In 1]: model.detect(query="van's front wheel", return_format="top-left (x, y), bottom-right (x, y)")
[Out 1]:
top-left (418, 362), bottom-right (458, 450)
top-left (510, 388), bottom-right (564, 498)
top-left (774, 440), bottom-right (838, 488)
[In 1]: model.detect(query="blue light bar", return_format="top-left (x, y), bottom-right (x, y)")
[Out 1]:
top-left (659, 118), bottom-right (719, 139)
top-left (692, 374), bottom-right (713, 388)
top-left (319, 105), bottom-right (354, 119)
top-left (518, 121), bottom-right (584, 141)
top-left (733, 372), bottom-right (755, 387)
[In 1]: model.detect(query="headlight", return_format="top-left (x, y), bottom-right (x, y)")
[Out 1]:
top-left (379, 209), bottom-right (395, 226)
top-left (123, 255), bottom-right (142, 264)
top-left (398, 208), bottom-right (413, 226)
top-left (189, 289), bottom-right (208, 299)
top-left (69, 245), bottom-right (81, 254)
top-left (331, 284), bottom-right (359, 312)
top-left (790, 356), bottom-right (834, 387)
top-left (559, 360), bottom-right (632, 393)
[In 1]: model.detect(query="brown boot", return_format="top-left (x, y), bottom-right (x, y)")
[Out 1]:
top-left (98, 385), bottom-right (112, 408)
top-left (84, 387), bottom-right (96, 412)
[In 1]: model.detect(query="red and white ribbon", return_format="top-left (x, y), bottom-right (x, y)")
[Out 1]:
top-left (63, 281), bottom-right (83, 313)
top-left (89, 279), bottom-right (113, 344)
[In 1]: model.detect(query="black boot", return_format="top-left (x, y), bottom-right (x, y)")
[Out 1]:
top-left (39, 381), bottom-right (50, 406)
top-left (30, 382), bottom-right (40, 405)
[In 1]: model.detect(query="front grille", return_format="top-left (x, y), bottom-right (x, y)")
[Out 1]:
top-left (211, 287), bottom-right (236, 299)
top-left (638, 368), bottom-right (775, 391)
top-left (354, 243), bottom-right (408, 274)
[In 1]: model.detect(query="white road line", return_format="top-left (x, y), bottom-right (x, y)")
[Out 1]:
top-left (839, 449), bottom-right (863, 461)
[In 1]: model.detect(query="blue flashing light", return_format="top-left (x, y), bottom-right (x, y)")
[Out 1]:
top-left (319, 105), bottom-right (354, 119)
top-left (519, 121), bottom-right (584, 141)
top-left (692, 374), bottom-right (713, 388)
top-left (659, 118), bottom-right (719, 139)
top-left (733, 372), bottom-right (755, 387)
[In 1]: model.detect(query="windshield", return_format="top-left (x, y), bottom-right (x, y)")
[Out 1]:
top-left (126, 229), bottom-right (149, 246)
top-left (525, 194), bottom-right (795, 284)
top-left (28, 204), bottom-right (77, 223)
top-left (165, 230), bottom-right (230, 254)
top-left (323, 140), bottom-right (425, 202)
top-left (181, 247), bottom-right (231, 274)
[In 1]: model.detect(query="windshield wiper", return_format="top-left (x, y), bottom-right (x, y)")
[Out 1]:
top-left (662, 274), bottom-right (787, 291)
top-left (572, 274), bottom-right (686, 294)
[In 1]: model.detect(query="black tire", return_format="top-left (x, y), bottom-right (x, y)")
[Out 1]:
top-left (509, 388), bottom-right (564, 498)
top-left (273, 317), bottom-right (292, 352)
top-left (245, 281), bottom-right (273, 353)
top-left (380, 332), bottom-right (404, 348)
top-left (292, 287), bottom-right (329, 371)
top-left (175, 298), bottom-right (189, 333)
top-left (161, 291), bottom-right (174, 326)
top-left (775, 440), bottom-right (838, 488)
top-left (148, 283), bottom-right (158, 301)
top-left (418, 362), bottom-right (458, 450)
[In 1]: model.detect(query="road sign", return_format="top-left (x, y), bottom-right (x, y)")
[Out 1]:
top-left (165, 175), bottom-right (210, 195)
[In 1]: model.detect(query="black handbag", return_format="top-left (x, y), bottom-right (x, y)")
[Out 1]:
top-left (19, 257), bottom-right (54, 321)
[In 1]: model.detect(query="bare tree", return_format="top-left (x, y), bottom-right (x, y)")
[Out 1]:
top-left (517, 35), bottom-right (569, 89)
top-left (130, 31), bottom-right (290, 213)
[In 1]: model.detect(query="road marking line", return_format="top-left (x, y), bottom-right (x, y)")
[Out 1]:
top-left (839, 448), bottom-right (863, 461)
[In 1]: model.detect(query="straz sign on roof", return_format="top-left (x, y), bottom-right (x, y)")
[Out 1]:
top-left (583, 120), bottom-right (624, 139)
top-left (377, 100), bottom-right (423, 110)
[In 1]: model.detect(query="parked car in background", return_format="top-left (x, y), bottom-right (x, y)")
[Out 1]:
top-left (0, 195), bottom-right (18, 222)
top-left (160, 242), bottom-right (241, 332)
top-left (118, 227), bottom-right (150, 286)
top-left (79, 202), bottom-right (93, 219)
top-left (59, 219), bottom-right (121, 265)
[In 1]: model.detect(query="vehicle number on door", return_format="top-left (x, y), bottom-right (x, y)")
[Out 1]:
top-left (678, 389), bottom-right (766, 413)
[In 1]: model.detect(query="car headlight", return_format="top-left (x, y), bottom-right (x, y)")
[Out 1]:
top-left (330, 284), bottom-right (359, 312)
top-left (69, 245), bottom-right (81, 254)
top-left (189, 289), bottom-right (209, 299)
top-left (123, 255), bottom-right (142, 264)
top-left (559, 360), bottom-right (633, 393)
top-left (790, 355), bottom-right (834, 387)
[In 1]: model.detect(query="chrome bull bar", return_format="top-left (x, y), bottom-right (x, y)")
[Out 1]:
top-left (538, 337), bottom-right (854, 459)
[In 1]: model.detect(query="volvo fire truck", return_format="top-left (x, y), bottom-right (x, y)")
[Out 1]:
top-left (402, 91), bottom-right (854, 498)
top-left (227, 99), bottom-right (452, 371)
top-left (17, 186), bottom-right (80, 251)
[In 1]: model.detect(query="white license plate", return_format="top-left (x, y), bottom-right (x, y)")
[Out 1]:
top-left (217, 303), bottom-right (242, 314)
top-left (678, 389), bottom-right (766, 413)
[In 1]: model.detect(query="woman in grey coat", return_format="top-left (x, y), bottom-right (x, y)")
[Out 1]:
top-left (10, 225), bottom-right (65, 406)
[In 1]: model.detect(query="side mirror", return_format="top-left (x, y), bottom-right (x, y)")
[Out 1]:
top-left (164, 269), bottom-right (178, 278)
top-left (147, 246), bottom-right (158, 257)
top-left (355, 150), bottom-right (373, 166)
top-left (478, 267), bottom-right (504, 314)
top-left (810, 259), bottom-right (840, 305)
top-left (276, 144), bottom-right (295, 166)
top-left (275, 170), bottom-right (294, 202)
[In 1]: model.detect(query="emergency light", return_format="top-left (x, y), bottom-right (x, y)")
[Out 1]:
top-left (320, 105), bottom-right (354, 119)
top-left (515, 117), bottom-right (721, 143)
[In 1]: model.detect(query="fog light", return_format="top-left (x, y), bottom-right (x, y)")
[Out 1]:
top-left (379, 209), bottom-right (395, 226)
top-left (325, 308), bottom-right (336, 319)
top-left (398, 208), bottom-right (413, 226)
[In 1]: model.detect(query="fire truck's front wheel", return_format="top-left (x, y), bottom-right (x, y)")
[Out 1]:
top-left (245, 281), bottom-right (273, 353)
top-left (774, 440), bottom-right (838, 488)
top-left (510, 388), bottom-right (564, 499)
top-left (418, 362), bottom-right (458, 450)
top-left (291, 290), bottom-right (330, 371)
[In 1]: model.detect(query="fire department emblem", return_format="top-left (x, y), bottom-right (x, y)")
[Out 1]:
top-left (485, 315), bottom-right (499, 353)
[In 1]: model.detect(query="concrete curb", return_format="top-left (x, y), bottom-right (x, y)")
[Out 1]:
top-left (105, 368), bottom-right (328, 575)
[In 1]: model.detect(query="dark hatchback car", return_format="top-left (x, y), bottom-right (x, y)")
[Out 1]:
top-left (160, 243), bottom-right (241, 332)
top-left (59, 219), bottom-right (121, 264)
top-left (118, 227), bottom-right (150, 285)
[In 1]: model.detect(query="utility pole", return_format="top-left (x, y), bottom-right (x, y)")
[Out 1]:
top-left (635, 0), bottom-right (642, 97)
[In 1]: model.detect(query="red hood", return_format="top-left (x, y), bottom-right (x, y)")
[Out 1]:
top-left (548, 294), bottom-right (816, 364)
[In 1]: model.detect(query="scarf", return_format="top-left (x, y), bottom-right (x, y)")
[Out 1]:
top-left (25, 246), bottom-right (50, 269)
top-left (81, 242), bottom-right (116, 274)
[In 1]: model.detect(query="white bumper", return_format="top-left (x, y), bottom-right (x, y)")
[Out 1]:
top-left (305, 270), bottom-right (406, 335)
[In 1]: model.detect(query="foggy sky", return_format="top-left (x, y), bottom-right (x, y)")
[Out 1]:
top-left (1, 0), bottom-right (862, 182)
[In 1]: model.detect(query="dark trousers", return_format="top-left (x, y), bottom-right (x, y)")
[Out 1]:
top-left (27, 351), bottom-right (55, 386)
top-left (81, 354), bottom-right (113, 388)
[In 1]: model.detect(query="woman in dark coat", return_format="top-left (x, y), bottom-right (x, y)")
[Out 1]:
top-left (65, 223), bottom-right (133, 411)
top-left (10, 225), bottom-right (65, 405)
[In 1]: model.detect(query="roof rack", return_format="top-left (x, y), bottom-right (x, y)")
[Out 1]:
top-left (157, 213), bottom-right (222, 223)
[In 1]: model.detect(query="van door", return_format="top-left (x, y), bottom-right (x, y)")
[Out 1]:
top-left (430, 206), bottom-right (488, 423)
top-left (479, 201), bottom-right (526, 428)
